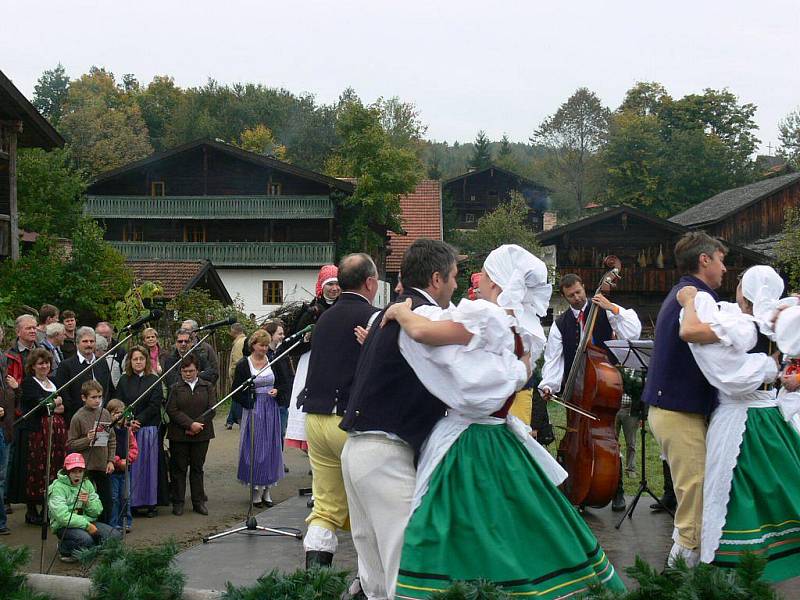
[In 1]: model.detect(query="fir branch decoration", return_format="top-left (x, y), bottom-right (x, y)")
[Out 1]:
top-left (0, 544), bottom-right (52, 600)
top-left (78, 538), bottom-right (185, 600)
top-left (222, 567), bottom-right (349, 600)
top-left (430, 579), bottom-right (513, 599)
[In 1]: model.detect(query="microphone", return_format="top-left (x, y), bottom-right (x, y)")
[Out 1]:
top-left (122, 309), bottom-right (163, 332)
top-left (194, 316), bottom-right (237, 332)
top-left (279, 324), bottom-right (314, 348)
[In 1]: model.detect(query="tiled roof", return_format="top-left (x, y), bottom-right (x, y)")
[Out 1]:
top-left (386, 180), bottom-right (443, 272)
top-left (670, 173), bottom-right (800, 227)
top-left (126, 259), bottom-right (210, 298)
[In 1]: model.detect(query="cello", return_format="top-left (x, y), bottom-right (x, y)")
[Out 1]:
top-left (556, 256), bottom-right (624, 508)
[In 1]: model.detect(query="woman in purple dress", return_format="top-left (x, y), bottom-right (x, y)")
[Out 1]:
top-left (232, 329), bottom-right (284, 506)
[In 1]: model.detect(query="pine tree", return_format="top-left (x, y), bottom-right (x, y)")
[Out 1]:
top-left (498, 134), bottom-right (512, 158)
top-left (469, 130), bottom-right (492, 170)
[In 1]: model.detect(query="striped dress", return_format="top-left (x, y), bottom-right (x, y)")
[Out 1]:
top-left (237, 359), bottom-right (284, 487)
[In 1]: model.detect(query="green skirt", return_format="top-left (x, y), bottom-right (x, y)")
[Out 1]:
top-left (712, 407), bottom-right (800, 582)
top-left (395, 423), bottom-right (626, 599)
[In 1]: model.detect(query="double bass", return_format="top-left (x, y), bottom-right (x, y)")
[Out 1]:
top-left (556, 256), bottom-right (623, 508)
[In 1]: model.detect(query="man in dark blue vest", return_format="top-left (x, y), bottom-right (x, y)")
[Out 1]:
top-left (642, 232), bottom-right (727, 567)
top-left (300, 253), bottom-right (380, 570)
top-left (340, 239), bottom-right (458, 600)
top-left (538, 273), bottom-right (642, 511)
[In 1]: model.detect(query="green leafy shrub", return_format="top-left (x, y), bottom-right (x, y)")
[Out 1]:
top-left (585, 553), bottom-right (781, 600)
top-left (430, 579), bottom-right (512, 599)
top-left (0, 544), bottom-right (51, 600)
top-left (222, 567), bottom-right (349, 600)
top-left (77, 538), bottom-right (185, 600)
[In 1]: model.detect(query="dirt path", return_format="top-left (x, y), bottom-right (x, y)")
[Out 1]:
top-left (7, 414), bottom-right (312, 576)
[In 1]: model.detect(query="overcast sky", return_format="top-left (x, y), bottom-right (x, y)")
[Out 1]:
top-left (5, 0), bottom-right (799, 153)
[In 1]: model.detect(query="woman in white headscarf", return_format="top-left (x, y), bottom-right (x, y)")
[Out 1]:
top-left (677, 265), bottom-right (800, 582)
top-left (385, 245), bottom-right (626, 599)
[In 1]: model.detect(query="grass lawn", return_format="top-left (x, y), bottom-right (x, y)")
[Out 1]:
top-left (545, 404), bottom-right (666, 496)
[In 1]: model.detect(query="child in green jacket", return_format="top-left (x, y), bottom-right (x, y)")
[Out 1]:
top-left (48, 453), bottom-right (120, 562)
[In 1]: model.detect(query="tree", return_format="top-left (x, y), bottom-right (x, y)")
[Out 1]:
top-left (32, 63), bottom-right (70, 125)
top-left (452, 194), bottom-right (542, 300)
top-left (532, 88), bottom-right (610, 217)
top-left (469, 130), bottom-right (492, 170)
top-left (619, 81), bottom-right (670, 117)
top-left (325, 96), bottom-right (423, 261)
top-left (59, 68), bottom-right (153, 176)
top-left (0, 219), bottom-right (133, 320)
top-left (498, 134), bottom-right (513, 158)
top-left (776, 208), bottom-right (800, 290)
top-left (236, 124), bottom-right (287, 160)
top-left (778, 107), bottom-right (800, 167)
top-left (16, 148), bottom-right (87, 236)
top-left (136, 75), bottom-right (184, 152)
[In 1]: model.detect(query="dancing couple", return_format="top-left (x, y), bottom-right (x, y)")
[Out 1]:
top-left (340, 239), bottom-right (625, 599)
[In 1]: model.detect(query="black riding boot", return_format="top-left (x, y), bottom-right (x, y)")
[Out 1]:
top-left (305, 550), bottom-right (334, 569)
top-left (651, 460), bottom-right (677, 512)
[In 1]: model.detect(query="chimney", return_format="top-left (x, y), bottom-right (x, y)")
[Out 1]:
top-left (543, 211), bottom-right (558, 231)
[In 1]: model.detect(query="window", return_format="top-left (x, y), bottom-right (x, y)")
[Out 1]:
top-left (262, 280), bottom-right (284, 305)
top-left (465, 213), bottom-right (476, 224)
top-left (268, 182), bottom-right (282, 195)
top-left (469, 194), bottom-right (477, 203)
top-left (123, 222), bottom-right (143, 242)
top-left (183, 223), bottom-right (206, 242)
top-left (151, 181), bottom-right (165, 196)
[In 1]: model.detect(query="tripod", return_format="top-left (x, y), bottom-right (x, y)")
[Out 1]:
top-left (203, 348), bottom-right (302, 544)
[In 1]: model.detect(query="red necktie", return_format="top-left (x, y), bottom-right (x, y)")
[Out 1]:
top-left (578, 309), bottom-right (585, 328)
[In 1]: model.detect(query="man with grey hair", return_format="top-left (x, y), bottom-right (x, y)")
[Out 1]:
top-left (42, 322), bottom-right (66, 375)
top-left (300, 253), bottom-right (381, 569)
top-left (96, 321), bottom-right (125, 391)
top-left (5, 314), bottom-right (41, 385)
top-left (225, 322), bottom-right (247, 429)
top-left (163, 328), bottom-right (213, 388)
top-left (180, 319), bottom-right (219, 385)
top-left (56, 326), bottom-right (111, 424)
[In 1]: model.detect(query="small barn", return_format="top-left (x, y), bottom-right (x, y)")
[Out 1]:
top-left (670, 173), bottom-right (800, 259)
top-left (443, 165), bottom-right (550, 230)
top-left (538, 205), bottom-right (769, 325)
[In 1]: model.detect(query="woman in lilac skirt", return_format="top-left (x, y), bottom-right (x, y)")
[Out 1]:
top-left (117, 345), bottom-right (164, 517)
top-left (232, 329), bottom-right (284, 506)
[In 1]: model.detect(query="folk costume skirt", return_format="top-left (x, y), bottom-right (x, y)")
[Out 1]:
top-left (237, 393), bottom-right (284, 487)
top-left (708, 407), bottom-right (800, 582)
top-left (130, 425), bottom-right (159, 507)
top-left (395, 423), bottom-right (625, 599)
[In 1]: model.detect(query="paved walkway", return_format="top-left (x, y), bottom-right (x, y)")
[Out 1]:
top-left (176, 494), bottom-right (800, 595)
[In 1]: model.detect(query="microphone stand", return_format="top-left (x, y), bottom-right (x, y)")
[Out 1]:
top-left (202, 339), bottom-right (303, 543)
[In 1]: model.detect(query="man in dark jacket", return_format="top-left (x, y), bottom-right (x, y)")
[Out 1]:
top-left (301, 253), bottom-right (380, 569)
top-left (55, 326), bottom-right (111, 425)
top-left (5, 314), bottom-right (41, 385)
top-left (166, 354), bottom-right (216, 516)
top-left (163, 329), bottom-right (213, 388)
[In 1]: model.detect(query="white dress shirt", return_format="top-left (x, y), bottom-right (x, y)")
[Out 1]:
top-left (538, 301), bottom-right (642, 394)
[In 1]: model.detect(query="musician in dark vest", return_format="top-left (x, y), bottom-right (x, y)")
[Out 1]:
top-left (538, 273), bottom-right (642, 511)
top-left (642, 232), bottom-right (727, 567)
top-left (340, 239), bottom-right (458, 600)
top-left (300, 253), bottom-right (380, 570)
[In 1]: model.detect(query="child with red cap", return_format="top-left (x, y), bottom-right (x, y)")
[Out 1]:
top-left (47, 452), bottom-right (120, 562)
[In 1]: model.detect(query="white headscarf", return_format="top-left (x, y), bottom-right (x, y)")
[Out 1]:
top-left (741, 265), bottom-right (785, 337)
top-left (483, 244), bottom-right (552, 353)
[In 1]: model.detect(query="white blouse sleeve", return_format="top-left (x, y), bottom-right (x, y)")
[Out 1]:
top-left (682, 293), bottom-right (778, 396)
top-left (538, 324), bottom-right (564, 394)
top-left (608, 305), bottom-right (642, 341)
top-left (398, 300), bottom-right (528, 416)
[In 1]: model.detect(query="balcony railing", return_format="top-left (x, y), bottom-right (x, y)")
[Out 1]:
top-left (110, 241), bottom-right (335, 267)
top-left (85, 195), bottom-right (334, 220)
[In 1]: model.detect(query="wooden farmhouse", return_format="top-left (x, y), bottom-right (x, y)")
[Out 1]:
top-left (126, 259), bottom-right (233, 305)
top-left (0, 70), bottom-right (64, 260)
top-left (443, 165), bottom-right (550, 230)
top-left (84, 139), bottom-right (354, 318)
top-left (670, 172), bottom-right (800, 259)
top-left (537, 205), bottom-right (769, 325)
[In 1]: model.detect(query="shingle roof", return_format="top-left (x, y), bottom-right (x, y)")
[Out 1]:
top-left (669, 173), bottom-right (800, 227)
top-left (0, 70), bottom-right (64, 149)
top-left (126, 259), bottom-right (231, 302)
top-left (386, 180), bottom-right (443, 272)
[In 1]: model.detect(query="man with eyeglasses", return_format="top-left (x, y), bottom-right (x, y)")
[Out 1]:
top-left (163, 329), bottom-right (213, 388)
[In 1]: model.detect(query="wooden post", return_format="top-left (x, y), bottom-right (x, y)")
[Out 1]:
top-left (8, 121), bottom-right (21, 261)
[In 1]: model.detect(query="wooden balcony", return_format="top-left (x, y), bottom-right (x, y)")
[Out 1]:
top-left (110, 241), bottom-right (335, 267)
top-left (85, 195), bottom-right (334, 220)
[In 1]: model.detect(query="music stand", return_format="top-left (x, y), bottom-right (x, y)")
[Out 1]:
top-left (604, 341), bottom-right (675, 528)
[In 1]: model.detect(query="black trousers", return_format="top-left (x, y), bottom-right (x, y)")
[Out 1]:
top-left (169, 440), bottom-right (209, 506)
top-left (87, 470), bottom-right (112, 525)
